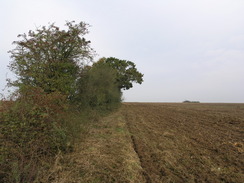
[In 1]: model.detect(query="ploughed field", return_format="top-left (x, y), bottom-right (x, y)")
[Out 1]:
top-left (123, 103), bottom-right (244, 183)
top-left (54, 103), bottom-right (244, 183)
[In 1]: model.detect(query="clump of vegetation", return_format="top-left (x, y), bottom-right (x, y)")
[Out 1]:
top-left (1, 21), bottom-right (143, 182)
top-left (75, 57), bottom-right (144, 110)
top-left (8, 21), bottom-right (94, 97)
top-left (0, 88), bottom-right (71, 182)
top-left (183, 100), bottom-right (200, 103)
top-left (75, 63), bottom-right (122, 110)
top-left (94, 57), bottom-right (144, 90)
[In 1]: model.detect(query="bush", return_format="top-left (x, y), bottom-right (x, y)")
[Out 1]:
top-left (0, 87), bottom-right (72, 182)
top-left (75, 64), bottom-right (121, 110)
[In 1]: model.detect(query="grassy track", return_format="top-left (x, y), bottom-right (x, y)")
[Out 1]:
top-left (51, 109), bottom-right (145, 183)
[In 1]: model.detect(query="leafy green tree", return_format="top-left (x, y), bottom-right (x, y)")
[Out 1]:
top-left (95, 57), bottom-right (144, 90)
top-left (8, 21), bottom-right (95, 96)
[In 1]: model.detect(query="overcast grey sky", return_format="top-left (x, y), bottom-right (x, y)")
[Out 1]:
top-left (1, 0), bottom-right (244, 102)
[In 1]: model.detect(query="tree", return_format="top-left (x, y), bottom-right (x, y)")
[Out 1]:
top-left (94, 57), bottom-right (144, 90)
top-left (75, 64), bottom-right (121, 109)
top-left (8, 21), bottom-right (95, 96)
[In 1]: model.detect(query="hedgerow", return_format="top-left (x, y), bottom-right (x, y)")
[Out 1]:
top-left (1, 21), bottom-right (143, 182)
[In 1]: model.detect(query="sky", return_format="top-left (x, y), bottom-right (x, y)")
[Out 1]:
top-left (1, 0), bottom-right (244, 103)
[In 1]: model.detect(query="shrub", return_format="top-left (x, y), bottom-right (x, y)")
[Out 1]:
top-left (0, 87), bottom-right (72, 182)
top-left (75, 64), bottom-right (121, 110)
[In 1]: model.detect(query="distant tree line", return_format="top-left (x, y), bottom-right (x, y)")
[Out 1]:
top-left (183, 100), bottom-right (200, 103)
top-left (0, 21), bottom-right (143, 182)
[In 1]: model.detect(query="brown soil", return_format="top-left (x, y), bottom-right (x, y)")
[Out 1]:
top-left (124, 103), bottom-right (244, 183)
top-left (52, 103), bottom-right (244, 183)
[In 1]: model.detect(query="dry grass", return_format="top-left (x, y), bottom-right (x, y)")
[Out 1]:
top-left (50, 109), bottom-right (145, 183)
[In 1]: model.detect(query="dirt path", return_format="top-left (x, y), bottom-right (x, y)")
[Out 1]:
top-left (123, 103), bottom-right (244, 183)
